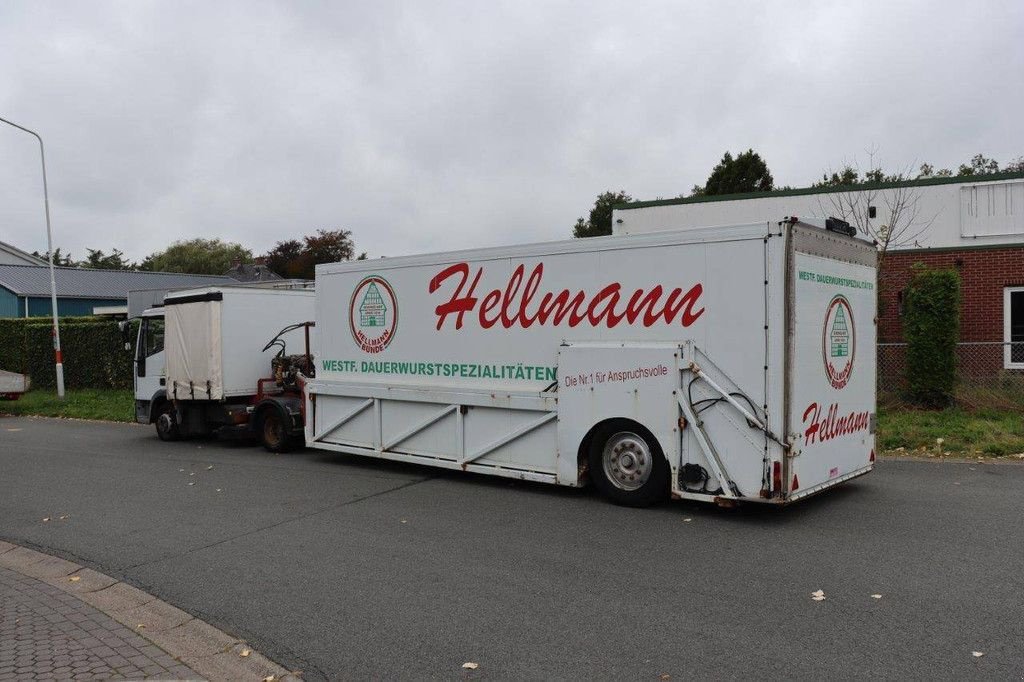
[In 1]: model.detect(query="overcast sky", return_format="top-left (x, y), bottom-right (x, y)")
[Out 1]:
top-left (1, 0), bottom-right (1022, 263)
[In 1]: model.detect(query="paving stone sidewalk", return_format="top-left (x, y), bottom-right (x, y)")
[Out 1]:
top-left (0, 565), bottom-right (199, 680)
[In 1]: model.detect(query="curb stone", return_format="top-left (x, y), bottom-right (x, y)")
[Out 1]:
top-left (0, 540), bottom-right (299, 681)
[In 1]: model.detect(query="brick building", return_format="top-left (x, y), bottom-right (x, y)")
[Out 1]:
top-left (878, 246), bottom-right (1024, 375)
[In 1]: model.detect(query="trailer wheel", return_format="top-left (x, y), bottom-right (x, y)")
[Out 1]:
top-left (259, 408), bottom-right (294, 453)
top-left (155, 402), bottom-right (181, 441)
top-left (588, 422), bottom-right (669, 507)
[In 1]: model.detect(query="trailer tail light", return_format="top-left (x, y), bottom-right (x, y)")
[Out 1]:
top-left (772, 461), bottom-right (782, 493)
top-left (791, 473), bottom-right (799, 492)
top-left (869, 448), bottom-right (875, 462)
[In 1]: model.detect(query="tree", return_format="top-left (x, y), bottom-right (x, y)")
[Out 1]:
top-left (916, 163), bottom-right (952, 179)
top-left (303, 229), bottom-right (354, 267)
top-left (264, 229), bottom-right (356, 279)
top-left (32, 248), bottom-right (75, 266)
top-left (700, 149), bottom-right (773, 196)
top-left (82, 248), bottom-right (132, 270)
top-left (903, 265), bottom-right (960, 408)
top-left (918, 153), bottom-right (1022, 178)
top-left (264, 239), bottom-right (305, 279)
top-left (140, 238), bottom-right (253, 274)
top-left (572, 190), bottom-right (631, 238)
top-left (815, 152), bottom-right (935, 266)
top-left (957, 153), bottom-right (999, 177)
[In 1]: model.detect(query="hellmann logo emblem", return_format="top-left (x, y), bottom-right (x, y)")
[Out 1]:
top-left (428, 262), bottom-right (705, 331)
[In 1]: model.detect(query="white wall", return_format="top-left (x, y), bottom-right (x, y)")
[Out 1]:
top-left (613, 176), bottom-right (1024, 251)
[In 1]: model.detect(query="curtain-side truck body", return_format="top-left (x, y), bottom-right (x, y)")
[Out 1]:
top-left (304, 218), bottom-right (878, 506)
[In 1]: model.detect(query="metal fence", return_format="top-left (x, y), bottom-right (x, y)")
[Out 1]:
top-left (878, 342), bottom-right (1024, 409)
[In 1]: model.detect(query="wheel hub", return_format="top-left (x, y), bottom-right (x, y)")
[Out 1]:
top-left (602, 432), bottom-right (653, 491)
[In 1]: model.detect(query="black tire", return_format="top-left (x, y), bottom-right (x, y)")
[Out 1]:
top-left (259, 408), bottom-right (295, 453)
top-left (588, 421), bottom-right (670, 507)
top-left (154, 402), bottom-right (181, 442)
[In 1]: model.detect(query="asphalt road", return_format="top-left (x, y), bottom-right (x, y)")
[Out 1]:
top-left (1, 416), bottom-right (1022, 680)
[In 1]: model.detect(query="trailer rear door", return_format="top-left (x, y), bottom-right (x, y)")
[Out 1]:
top-left (165, 295), bottom-right (223, 400)
top-left (786, 223), bottom-right (877, 499)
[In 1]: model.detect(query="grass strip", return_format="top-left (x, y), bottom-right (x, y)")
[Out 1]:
top-left (0, 389), bottom-right (134, 423)
top-left (878, 406), bottom-right (1024, 457)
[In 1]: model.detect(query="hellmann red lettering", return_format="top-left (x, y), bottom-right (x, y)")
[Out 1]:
top-left (802, 401), bottom-right (870, 445)
top-left (428, 262), bottom-right (705, 331)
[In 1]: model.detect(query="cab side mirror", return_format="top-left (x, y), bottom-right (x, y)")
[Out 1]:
top-left (118, 320), bottom-right (131, 351)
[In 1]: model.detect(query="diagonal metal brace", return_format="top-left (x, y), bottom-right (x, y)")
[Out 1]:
top-left (677, 395), bottom-right (736, 498)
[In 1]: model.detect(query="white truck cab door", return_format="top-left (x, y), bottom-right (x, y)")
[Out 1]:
top-left (135, 317), bottom-right (166, 406)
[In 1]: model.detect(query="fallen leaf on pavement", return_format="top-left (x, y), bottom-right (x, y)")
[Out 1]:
top-left (811, 589), bottom-right (825, 601)
top-left (240, 649), bottom-right (251, 657)
top-left (462, 662), bottom-right (479, 670)
top-left (871, 594), bottom-right (882, 599)
top-left (972, 651), bottom-right (984, 657)
top-left (69, 576), bottom-right (81, 583)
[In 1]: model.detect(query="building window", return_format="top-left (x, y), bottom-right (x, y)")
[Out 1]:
top-left (1005, 287), bottom-right (1024, 369)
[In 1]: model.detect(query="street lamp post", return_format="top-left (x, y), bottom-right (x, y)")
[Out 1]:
top-left (0, 115), bottom-right (65, 398)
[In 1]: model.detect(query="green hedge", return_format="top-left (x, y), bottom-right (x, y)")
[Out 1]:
top-left (0, 319), bottom-right (29, 373)
top-left (0, 317), bottom-right (134, 390)
top-left (904, 265), bottom-right (960, 408)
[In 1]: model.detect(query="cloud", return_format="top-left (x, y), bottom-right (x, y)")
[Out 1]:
top-left (0, 0), bottom-right (1021, 263)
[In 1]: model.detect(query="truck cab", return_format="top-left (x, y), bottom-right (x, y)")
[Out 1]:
top-left (131, 307), bottom-right (169, 427)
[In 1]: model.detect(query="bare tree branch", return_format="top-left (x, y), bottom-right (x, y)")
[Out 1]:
top-left (814, 157), bottom-right (937, 267)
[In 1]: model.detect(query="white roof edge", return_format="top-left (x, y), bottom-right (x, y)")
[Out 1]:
top-left (0, 241), bottom-right (47, 265)
top-left (316, 221), bottom-right (777, 276)
top-left (163, 284), bottom-right (315, 299)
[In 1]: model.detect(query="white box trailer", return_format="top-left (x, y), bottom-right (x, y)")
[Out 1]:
top-left (305, 219), bottom-right (877, 506)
